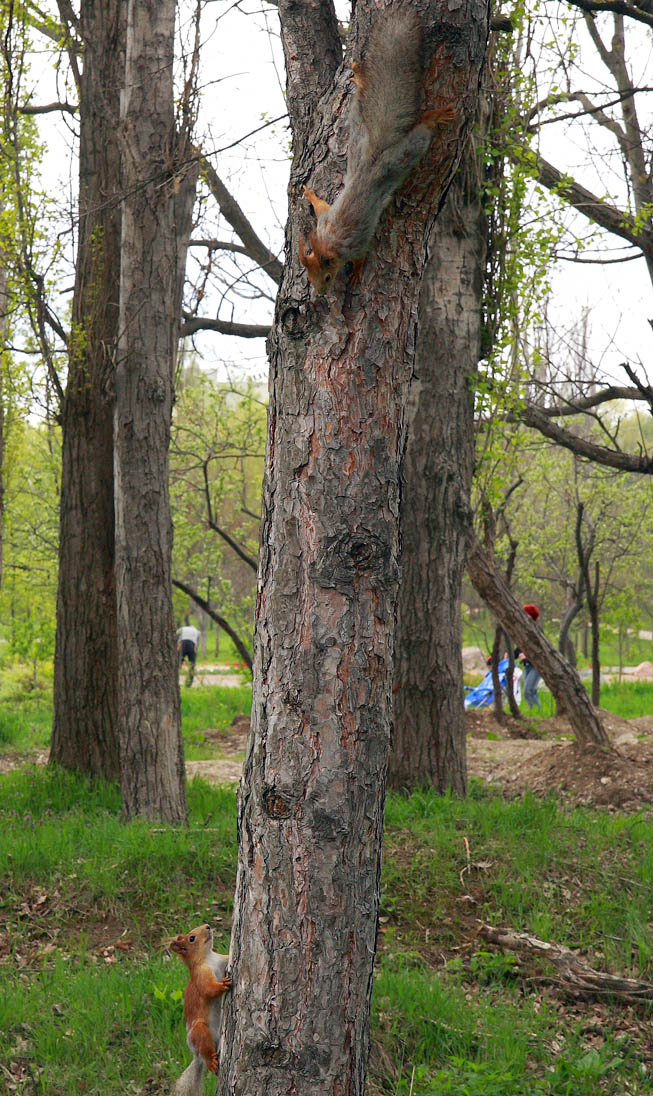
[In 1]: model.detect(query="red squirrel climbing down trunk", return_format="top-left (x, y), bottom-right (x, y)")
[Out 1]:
top-left (167, 923), bottom-right (232, 1096)
top-left (299, 8), bottom-right (456, 294)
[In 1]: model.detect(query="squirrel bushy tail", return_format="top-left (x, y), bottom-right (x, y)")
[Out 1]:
top-left (355, 9), bottom-right (423, 157)
top-left (299, 7), bottom-right (455, 294)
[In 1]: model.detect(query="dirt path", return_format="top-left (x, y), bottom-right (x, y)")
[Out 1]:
top-left (185, 709), bottom-right (653, 810)
top-left (4, 705), bottom-right (652, 810)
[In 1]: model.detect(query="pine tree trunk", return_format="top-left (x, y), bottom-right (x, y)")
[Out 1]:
top-left (114, 0), bottom-right (195, 820)
top-left (217, 3), bottom-right (490, 1091)
top-left (0, 256), bottom-right (7, 590)
top-left (51, 0), bottom-right (125, 780)
top-left (467, 535), bottom-right (609, 747)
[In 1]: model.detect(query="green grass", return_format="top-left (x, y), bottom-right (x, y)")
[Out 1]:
top-left (372, 959), bottom-right (640, 1095)
top-left (0, 768), bottom-right (650, 1095)
top-left (181, 684), bottom-right (251, 759)
top-left (383, 787), bottom-right (652, 978)
top-left (599, 680), bottom-right (653, 720)
top-left (0, 768), bottom-right (237, 925)
top-left (518, 679), bottom-right (653, 722)
top-left (0, 679), bottom-right (253, 759)
top-left (0, 695), bottom-right (52, 750)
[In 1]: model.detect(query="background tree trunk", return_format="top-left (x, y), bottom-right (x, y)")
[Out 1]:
top-left (389, 129), bottom-right (487, 794)
top-left (114, 0), bottom-right (194, 821)
top-left (559, 596), bottom-right (581, 667)
top-left (218, 2), bottom-right (490, 1092)
top-left (51, 0), bottom-right (125, 780)
top-left (467, 535), bottom-right (609, 747)
top-left (490, 624), bottom-right (506, 725)
top-left (588, 561), bottom-right (601, 706)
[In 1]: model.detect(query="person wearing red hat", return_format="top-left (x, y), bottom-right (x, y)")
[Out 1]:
top-left (520, 604), bottom-right (542, 708)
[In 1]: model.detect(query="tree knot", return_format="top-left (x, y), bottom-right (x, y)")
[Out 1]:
top-left (263, 785), bottom-right (296, 819)
top-left (310, 529), bottom-right (397, 592)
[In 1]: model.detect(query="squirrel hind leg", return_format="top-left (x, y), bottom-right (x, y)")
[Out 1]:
top-left (188, 1020), bottom-right (219, 1075)
top-left (303, 186), bottom-right (331, 220)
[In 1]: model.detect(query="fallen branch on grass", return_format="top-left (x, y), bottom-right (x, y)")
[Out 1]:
top-left (479, 923), bottom-right (653, 1004)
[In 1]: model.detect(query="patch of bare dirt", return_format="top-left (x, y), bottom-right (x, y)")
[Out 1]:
top-left (186, 758), bottom-right (243, 784)
top-left (197, 713), bottom-right (250, 756)
top-left (186, 713), bottom-right (250, 784)
top-left (465, 708), bottom-right (653, 810)
top-left (193, 672), bottom-right (249, 687)
top-left (0, 749), bottom-right (49, 774)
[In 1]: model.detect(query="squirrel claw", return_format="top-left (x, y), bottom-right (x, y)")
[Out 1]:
top-left (420, 105), bottom-right (457, 130)
top-left (350, 258), bottom-right (365, 285)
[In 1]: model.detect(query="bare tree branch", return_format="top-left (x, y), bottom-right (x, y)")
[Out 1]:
top-left (202, 461), bottom-right (258, 571)
top-left (199, 157), bottom-right (283, 284)
top-left (181, 313), bottom-right (271, 339)
top-left (189, 238), bottom-right (250, 257)
top-left (515, 403), bottom-right (653, 474)
top-left (621, 361), bottom-right (653, 410)
top-left (480, 923), bottom-right (653, 1002)
top-left (532, 385), bottom-right (644, 416)
top-left (522, 152), bottom-right (653, 257)
top-left (564, 0), bottom-right (653, 32)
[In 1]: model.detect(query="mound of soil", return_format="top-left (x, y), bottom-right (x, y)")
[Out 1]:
top-left (466, 708), bottom-right (653, 811)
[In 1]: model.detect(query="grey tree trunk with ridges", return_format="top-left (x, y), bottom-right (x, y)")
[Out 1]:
top-left (114, 0), bottom-right (195, 821)
top-left (389, 126), bottom-right (488, 793)
top-left (51, 0), bottom-right (125, 781)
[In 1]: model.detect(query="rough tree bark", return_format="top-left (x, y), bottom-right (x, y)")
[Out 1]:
top-left (466, 534), bottom-right (609, 747)
top-left (0, 253), bottom-right (7, 589)
top-left (114, 0), bottom-right (195, 821)
top-left (388, 128), bottom-right (487, 794)
top-left (51, 0), bottom-right (125, 780)
top-left (217, 1), bottom-right (489, 1092)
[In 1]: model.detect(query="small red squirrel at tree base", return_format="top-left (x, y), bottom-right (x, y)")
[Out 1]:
top-left (299, 8), bottom-right (456, 294)
top-left (167, 923), bottom-right (232, 1096)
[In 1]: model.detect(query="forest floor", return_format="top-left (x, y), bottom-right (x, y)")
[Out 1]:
top-left (185, 708), bottom-right (653, 812)
top-left (2, 684), bottom-right (652, 1094)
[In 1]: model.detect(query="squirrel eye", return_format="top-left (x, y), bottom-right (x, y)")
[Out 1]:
top-left (324, 273), bottom-right (332, 283)
top-left (189, 935), bottom-right (195, 942)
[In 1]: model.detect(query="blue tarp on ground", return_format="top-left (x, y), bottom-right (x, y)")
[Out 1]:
top-left (464, 658), bottom-right (522, 709)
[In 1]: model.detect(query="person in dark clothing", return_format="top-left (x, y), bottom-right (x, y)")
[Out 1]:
top-left (177, 622), bottom-right (200, 684)
top-left (520, 604), bottom-right (542, 709)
